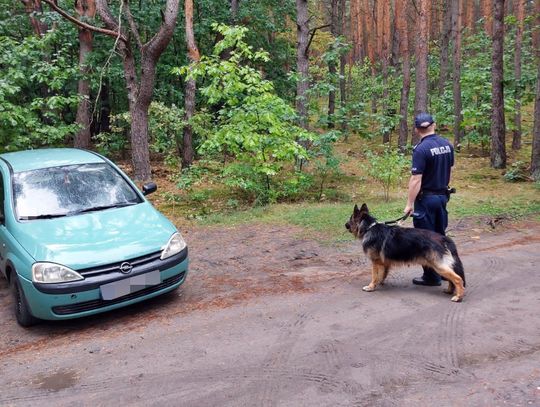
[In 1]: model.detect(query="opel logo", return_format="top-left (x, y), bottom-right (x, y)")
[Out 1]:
top-left (119, 262), bottom-right (133, 274)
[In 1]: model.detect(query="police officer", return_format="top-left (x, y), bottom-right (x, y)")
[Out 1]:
top-left (403, 113), bottom-right (454, 286)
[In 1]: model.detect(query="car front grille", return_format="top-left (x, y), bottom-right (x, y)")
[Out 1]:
top-left (78, 251), bottom-right (163, 277)
top-left (51, 273), bottom-right (185, 316)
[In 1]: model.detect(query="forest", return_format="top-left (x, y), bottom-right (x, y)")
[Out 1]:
top-left (1, 0), bottom-right (539, 211)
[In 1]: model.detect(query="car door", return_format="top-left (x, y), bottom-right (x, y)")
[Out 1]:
top-left (0, 168), bottom-right (7, 276)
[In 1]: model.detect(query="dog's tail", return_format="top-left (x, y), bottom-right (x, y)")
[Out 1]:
top-left (445, 237), bottom-right (466, 287)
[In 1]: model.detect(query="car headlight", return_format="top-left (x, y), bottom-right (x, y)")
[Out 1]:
top-left (32, 262), bottom-right (84, 283)
top-left (161, 232), bottom-right (187, 260)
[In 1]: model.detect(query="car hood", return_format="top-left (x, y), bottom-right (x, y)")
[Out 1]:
top-left (12, 202), bottom-right (177, 269)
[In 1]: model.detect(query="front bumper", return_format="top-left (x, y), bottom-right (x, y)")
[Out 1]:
top-left (19, 248), bottom-right (189, 320)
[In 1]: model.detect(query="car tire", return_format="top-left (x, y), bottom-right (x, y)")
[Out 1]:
top-left (11, 275), bottom-right (39, 327)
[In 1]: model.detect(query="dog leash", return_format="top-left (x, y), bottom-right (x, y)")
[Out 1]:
top-left (384, 213), bottom-right (411, 225)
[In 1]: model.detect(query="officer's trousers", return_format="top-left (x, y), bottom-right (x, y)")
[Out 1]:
top-left (413, 194), bottom-right (449, 283)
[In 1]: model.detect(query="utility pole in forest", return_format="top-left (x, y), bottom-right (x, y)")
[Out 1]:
top-left (490, 0), bottom-right (506, 169)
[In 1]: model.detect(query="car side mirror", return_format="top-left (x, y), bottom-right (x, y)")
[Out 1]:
top-left (142, 182), bottom-right (157, 196)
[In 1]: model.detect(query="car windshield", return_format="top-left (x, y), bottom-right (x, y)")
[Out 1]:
top-left (13, 163), bottom-right (142, 220)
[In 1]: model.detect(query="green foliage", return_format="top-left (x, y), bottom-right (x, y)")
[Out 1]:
top-left (363, 146), bottom-right (409, 202)
top-left (0, 29), bottom-right (80, 151)
top-left (337, 61), bottom-right (401, 141)
top-left (177, 24), bottom-right (315, 205)
top-left (311, 130), bottom-right (343, 201)
top-left (308, 36), bottom-right (351, 128)
top-left (460, 32), bottom-right (494, 150)
top-left (175, 163), bottom-right (211, 191)
top-left (503, 161), bottom-right (530, 182)
top-left (97, 102), bottom-right (184, 163)
top-left (430, 24), bottom-right (537, 151)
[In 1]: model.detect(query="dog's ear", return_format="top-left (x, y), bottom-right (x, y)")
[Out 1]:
top-left (353, 204), bottom-right (360, 215)
top-left (360, 203), bottom-right (369, 213)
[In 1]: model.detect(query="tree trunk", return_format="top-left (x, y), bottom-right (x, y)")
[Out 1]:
top-left (481, 0), bottom-right (493, 35)
top-left (97, 0), bottom-right (179, 181)
top-left (490, 0), bottom-right (506, 169)
top-left (44, 0), bottom-right (179, 180)
top-left (381, 0), bottom-right (391, 143)
top-left (130, 101), bottom-right (152, 181)
top-left (350, 0), bottom-right (360, 62)
top-left (367, 0), bottom-right (376, 113)
top-left (533, 0), bottom-right (540, 56)
top-left (96, 81), bottom-right (111, 134)
top-left (74, 0), bottom-right (96, 149)
top-left (296, 0), bottom-right (310, 129)
top-left (20, 0), bottom-right (48, 36)
top-left (505, 0), bottom-right (513, 16)
top-left (366, 0), bottom-right (375, 65)
top-left (396, 0), bottom-right (410, 150)
top-left (390, 7), bottom-right (400, 67)
top-left (376, 0), bottom-right (384, 60)
top-left (438, 0), bottom-right (452, 94)
top-left (328, 0), bottom-right (338, 128)
top-left (413, 0), bottom-right (430, 145)
top-left (360, 0), bottom-right (368, 62)
top-left (231, 0), bottom-right (239, 21)
top-left (512, 0), bottom-right (524, 150)
top-left (123, 49), bottom-right (153, 181)
top-left (452, 0), bottom-right (464, 148)
top-left (339, 0), bottom-right (347, 110)
top-left (182, 0), bottom-right (200, 168)
top-left (531, 62), bottom-right (540, 180)
top-left (463, 0), bottom-right (473, 30)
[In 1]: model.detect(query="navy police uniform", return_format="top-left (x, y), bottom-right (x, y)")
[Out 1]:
top-left (412, 133), bottom-right (454, 283)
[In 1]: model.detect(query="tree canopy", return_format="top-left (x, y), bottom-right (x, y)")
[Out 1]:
top-left (1, 0), bottom-right (539, 189)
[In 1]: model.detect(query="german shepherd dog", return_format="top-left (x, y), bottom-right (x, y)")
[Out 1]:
top-left (345, 203), bottom-right (466, 302)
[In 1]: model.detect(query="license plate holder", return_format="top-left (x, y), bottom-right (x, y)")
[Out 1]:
top-left (100, 270), bottom-right (161, 300)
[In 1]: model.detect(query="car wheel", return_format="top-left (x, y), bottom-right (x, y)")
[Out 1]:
top-left (11, 275), bottom-right (38, 327)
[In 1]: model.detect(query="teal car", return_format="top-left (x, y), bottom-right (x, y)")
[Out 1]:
top-left (0, 148), bottom-right (188, 326)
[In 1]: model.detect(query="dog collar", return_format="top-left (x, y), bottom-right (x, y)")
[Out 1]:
top-left (367, 222), bottom-right (378, 230)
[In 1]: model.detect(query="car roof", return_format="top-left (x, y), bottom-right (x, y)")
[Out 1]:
top-left (0, 148), bottom-right (106, 173)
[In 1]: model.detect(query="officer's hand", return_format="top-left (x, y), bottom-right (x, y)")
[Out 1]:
top-left (404, 205), bottom-right (413, 216)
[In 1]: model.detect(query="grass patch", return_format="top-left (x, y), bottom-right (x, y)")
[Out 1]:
top-left (196, 193), bottom-right (540, 243)
top-left (150, 129), bottom-right (540, 242)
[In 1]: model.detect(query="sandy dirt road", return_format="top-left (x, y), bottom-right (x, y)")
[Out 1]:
top-left (0, 218), bottom-right (539, 406)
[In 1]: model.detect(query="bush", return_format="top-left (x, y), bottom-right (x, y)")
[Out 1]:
top-left (363, 146), bottom-right (409, 201)
top-left (177, 24), bottom-right (315, 205)
top-left (503, 161), bottom-right (530, 182)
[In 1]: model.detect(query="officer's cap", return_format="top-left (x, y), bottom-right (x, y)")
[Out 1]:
top-left (414, 113), bottom-right (435, 129)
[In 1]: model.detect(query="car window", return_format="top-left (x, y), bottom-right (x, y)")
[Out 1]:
top-left (13, 163), bottom-right (143, 220)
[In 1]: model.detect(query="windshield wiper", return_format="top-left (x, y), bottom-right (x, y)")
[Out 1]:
top-left (73, 201), bottom-right (139, 214)
top-left (20, 213), bottom-right (68, 220)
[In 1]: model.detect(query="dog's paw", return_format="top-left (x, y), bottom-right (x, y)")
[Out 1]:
top-left (451, 295), bottom-right (462, 302)
top-left (362, 285), bottom-right (375, 292)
